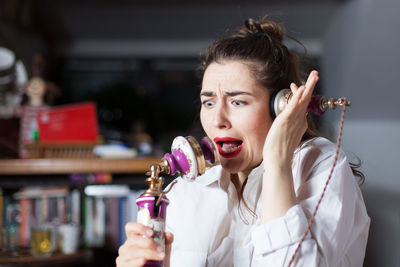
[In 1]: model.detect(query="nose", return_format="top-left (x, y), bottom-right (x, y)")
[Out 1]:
top-left (213, 102), bottom-right (231, 129)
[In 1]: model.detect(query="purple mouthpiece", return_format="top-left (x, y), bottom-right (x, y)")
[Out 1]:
top-left (163, 149), bottom-right (190, 176)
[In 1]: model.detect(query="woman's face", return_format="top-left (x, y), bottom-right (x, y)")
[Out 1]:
top-left (200, 61), bottom-right (273, 174)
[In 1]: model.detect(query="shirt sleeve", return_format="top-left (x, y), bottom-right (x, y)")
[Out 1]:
top-left (250, 141), bottom-right (370, 267)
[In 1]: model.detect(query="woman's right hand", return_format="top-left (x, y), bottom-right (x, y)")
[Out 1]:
top-left (116, 222), bottom-right (174, 267)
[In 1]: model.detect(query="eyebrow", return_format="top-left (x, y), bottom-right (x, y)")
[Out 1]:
top-left (200, 91), bottom-right (252, 97)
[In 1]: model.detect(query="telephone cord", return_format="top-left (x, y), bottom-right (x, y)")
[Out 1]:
top-left (287, 100), bottom-right (347, 267)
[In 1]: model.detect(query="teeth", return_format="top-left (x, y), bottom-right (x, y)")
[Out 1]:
top-left (217, 140), bottom-right (242, 154)
top-left (221, 145), bottom-right (240, 153)
top-left (221, 142), bottom-right (240, 153)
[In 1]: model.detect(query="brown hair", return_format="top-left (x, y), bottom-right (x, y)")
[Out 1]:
top-left (202, 18), bottom-right (302, 93)
top-left (200, 17), bottom-right (364, 222)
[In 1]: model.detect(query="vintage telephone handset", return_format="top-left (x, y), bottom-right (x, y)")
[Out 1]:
top-left (270, 88), bottom-right (351, 118)
top-left (136, 136), bottom-right (219, 267)
top-left (136, 92), bottom-right (350, 267)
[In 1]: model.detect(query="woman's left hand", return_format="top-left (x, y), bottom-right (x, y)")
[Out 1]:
top-left (260, 70), bottom-right (319, 223)
top-left (263, 70), bottom-right (319, 167)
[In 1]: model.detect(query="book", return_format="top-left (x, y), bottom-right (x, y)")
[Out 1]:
top-left (81, 188), bottom-right (145, 249)
top-left (19, 198), bottom-right (31, 246)
top-left (84, 197), bottom-right (94, 247)
top-left (0, 188), bottom-right (3, 249)
top-left (128, 190), bottom-right (143, 222)
top-left (0, 188), bottom-right (3, 230)
top-left (118, 197), bottom-right (127, 246)
top-left (57, 197), bottom-right (66, 224)
top-left (84, 185), bottom-right (130, 197)
top-left (71, 189), bottom-right (80, 225)
top-left (95, 197), bottom-right (106, 247)
top-left (106, 197), bottom-right (119, 248)
top-left (14, 186), bottom-right (69, 199)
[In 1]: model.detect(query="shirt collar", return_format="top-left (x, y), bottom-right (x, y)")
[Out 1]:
top-left (194, 164), bottom-right (231, 192)
top-left (194, 161), bottom-right (265, 188)
top-left (247, 162), bottom-right (265, 179)
top-left (194, 164), bottom-right (223, 186)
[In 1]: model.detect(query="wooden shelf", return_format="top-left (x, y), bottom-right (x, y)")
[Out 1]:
top-left (0, 157), bottom-right (160, 175)
top-left (0, 249), bottom-right (92, 266)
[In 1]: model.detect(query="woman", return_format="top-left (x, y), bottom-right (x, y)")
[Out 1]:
top-left (117, 18), bottom-right (370, 267)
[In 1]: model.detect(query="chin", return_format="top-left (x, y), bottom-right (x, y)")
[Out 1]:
top-left (220, 159), bottom-right (245, 174)
top-left (220, 155), bottom-right (262, 175)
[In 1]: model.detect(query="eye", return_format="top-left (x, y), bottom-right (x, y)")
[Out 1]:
top-left (202, 100), bottom-right (215, 107)
top-left (232, 100), bottom-right (247, 106)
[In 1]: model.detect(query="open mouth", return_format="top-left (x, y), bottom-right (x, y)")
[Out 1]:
top-left (213, 137), bottom-right (243, 158)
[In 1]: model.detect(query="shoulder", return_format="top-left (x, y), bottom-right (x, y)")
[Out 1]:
top-left (165, 165), bottom-right (223, 198)
top-left (298, 137), bottom-right (337, 155)
top-left (292, 137), bottom-right (354, 190)
top-left (295, 137), bottom-right (348, 167)
top-left (165, 164), bottom-right (227, 201)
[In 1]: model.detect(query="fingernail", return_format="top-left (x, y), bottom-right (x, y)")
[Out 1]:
top-left (146, 229), bottom-right (153, 237)
top-left (158, 252), bottom-right (165, 259)
top-left (157, 246), bottom-right (164, 253)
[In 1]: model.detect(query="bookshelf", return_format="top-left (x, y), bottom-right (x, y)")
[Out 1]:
top-left (0, 157), bottom-right (161, 266)
top-left (0, 157), bottom-right (160, 175)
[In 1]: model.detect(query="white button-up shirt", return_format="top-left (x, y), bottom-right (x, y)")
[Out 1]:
top-left (165, 137), bottom-right (370, 267)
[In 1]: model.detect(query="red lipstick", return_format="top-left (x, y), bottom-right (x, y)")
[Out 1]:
top-left (213, 137), bottom-right (243, 158)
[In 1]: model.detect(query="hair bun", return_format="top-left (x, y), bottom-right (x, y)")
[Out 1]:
top-left (243, 18), bottom-right (285, 42)
top-left (244, 18), bottom-right (263, 33)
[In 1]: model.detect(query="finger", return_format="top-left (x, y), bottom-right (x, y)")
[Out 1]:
top-left (125, 222), bottom-right (153, 239)
top-left (304, 70), bottom-right (318, 90)
top-left (290, 82), bottom-right (299, 93)
top-left (137, 247), bottom-right (165, 261)
top-left (131, 247), bottom-right (164, 261)
top-left (119, 242), bottom-right (165, 261)
top-left (288, 85), bottom-right (305, 108)
top-left (116, 256), bottom-right (146, 267)
top-left (126, 234), bottom-right (163, 253)
top-left (165, 232), bottom-right (174, 245)
top-left (303, 70), bottom-right (319, 101)
top-left (164, 232), bottom-right (174, 267)
top-left (165, 232), bottom-right (174, 253)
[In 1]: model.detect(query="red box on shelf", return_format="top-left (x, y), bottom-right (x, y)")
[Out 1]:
top-left (37, 102), bottom-right (99, 143)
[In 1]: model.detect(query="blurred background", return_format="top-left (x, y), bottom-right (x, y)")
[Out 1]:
top-left (0, 0), bottom-right (399, 266)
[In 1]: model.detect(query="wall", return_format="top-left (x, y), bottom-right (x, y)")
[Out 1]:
top-left (322, 0), bottom-right (400, 266)
top-left (0, 13), bottom-right (43, 68)
top-left (51, 3), bottom-right (337, 58)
